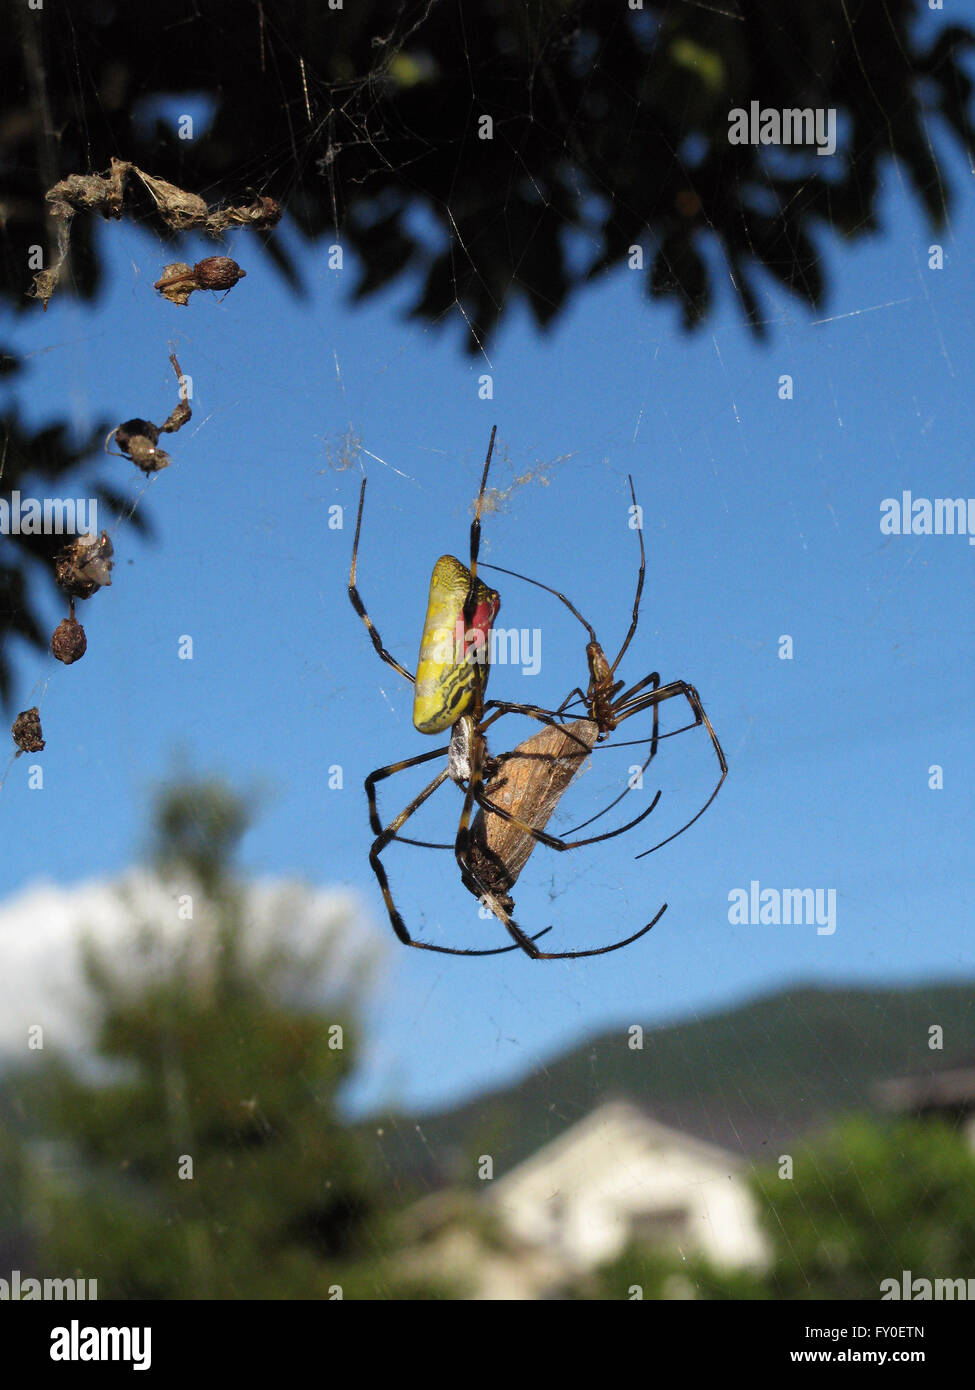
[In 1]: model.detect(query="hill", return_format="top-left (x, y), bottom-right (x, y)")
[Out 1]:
top-left (358, 979), bottom-right (975, 1187)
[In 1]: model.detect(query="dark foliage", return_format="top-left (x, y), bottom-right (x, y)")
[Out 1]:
top-left (1, 0), bottom-right (973, 700)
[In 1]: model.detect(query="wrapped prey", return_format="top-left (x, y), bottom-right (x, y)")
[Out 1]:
top-left (468, 718), bottom-right (599, 912)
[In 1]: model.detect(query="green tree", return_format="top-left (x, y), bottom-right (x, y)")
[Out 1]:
top-left (582, 1243), bottom-right (769, 1301)
top-left (24, 776), bottom-right (423, 1298)
top-left (754, 1116), bottom-right (975, 1300)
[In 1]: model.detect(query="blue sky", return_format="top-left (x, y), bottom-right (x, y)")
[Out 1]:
top-left (1, 139), bottom-right (973, 1120)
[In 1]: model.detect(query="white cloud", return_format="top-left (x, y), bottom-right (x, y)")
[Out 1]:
top-left (0, 871), bottom-right (376, 1064)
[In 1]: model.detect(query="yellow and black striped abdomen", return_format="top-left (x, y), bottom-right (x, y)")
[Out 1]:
top-left (413, 555), bottom-right (500, 734)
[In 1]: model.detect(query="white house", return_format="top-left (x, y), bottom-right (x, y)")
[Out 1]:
top-left (487, 1099), bottom-right (769, 1279)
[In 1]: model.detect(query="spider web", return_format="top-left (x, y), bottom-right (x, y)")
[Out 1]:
top-left (1, 0), bottom-right (974, 1307)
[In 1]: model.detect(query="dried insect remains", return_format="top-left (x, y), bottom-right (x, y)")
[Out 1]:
top-left (31, 158), bottom-right (279, 309)
top-left (106, 354), bottom-right (191, 474)
top-left (154, 256), bottom-right (247, 306)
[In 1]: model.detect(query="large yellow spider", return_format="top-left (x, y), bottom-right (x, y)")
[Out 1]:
top-left (347, 428), bottom-right (665, 959)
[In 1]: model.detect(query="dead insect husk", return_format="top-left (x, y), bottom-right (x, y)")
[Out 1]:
top-left (34, 158), bottom-right (279, 307)
top-left (111, 418), bottom-right (171, 473)
top-left (193, 256), bottom-right (246, 290)
top-left (12, 707), bottom-right (45, 754)
top-left (468, 719), bottom-right (599, 909)
top-left (154, 255), bottom-right (246, 304)
top-left (51, 615), bottom-right (87, 664)
top-left (55, 531), bottom-right (114, 599)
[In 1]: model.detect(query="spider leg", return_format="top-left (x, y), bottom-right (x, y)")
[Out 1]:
top-left (348, 478), bottom-right (416, 684)
top-left (462, 860), bottom-right (665, 960)
top-left (553, 689), bottom-right (590, 720)
top-left (467, 425), bottom-right (496, 595)
top-left (557, 688), bottom-right (589, 715)
top-left (474, 782), bottom-right (664, 853)
top-left (366, 743), bottom-right (450, 837)
top-left (367, 760), bottom-right (552, 956)
top-left (453, 720), bottom-right (664, 959)
top-left (390, 836), bottom-right (455, 849)
top-left (453, 738), bottom-right (563, 959)
top-left (621, 680), bottom-right (728, 858)
top-left (610, 668), bottom-right (660, 708)
top-left (457, 777), bottom-right (667, 959)
top-left (530, 902), bottom-right (667, 960)
top-left (561, 673), bottom-right (661, 836)
top-left (609, 475), bottom-right (645, 676)
top-left (480, 699), bottom-right (595, 751)
top-left (478, 563), bottom-right (597, 644)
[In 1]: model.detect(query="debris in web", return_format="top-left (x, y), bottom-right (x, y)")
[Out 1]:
top-left (11, 708), bottom-right (45, 756)
top-left (475, 459), bottom-right (556, 515)
top-left (29, 157), bottom-right (280, 309)
top-left (51, 606), bottom-right (88, 666)
top-left (154, 255), bottom-right (247, 306)
top-left (55, 530), bottom-right (114, 600)
top-left (106, 354), bottom-right (191, 474)
top-left (324, 427), bottom-right (362, 472)
top-left (51, 530), bottom-right (114, 668)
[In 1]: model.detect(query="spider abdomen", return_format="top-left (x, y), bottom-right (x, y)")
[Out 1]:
top-left (413, 555), bottom-right (500, 734)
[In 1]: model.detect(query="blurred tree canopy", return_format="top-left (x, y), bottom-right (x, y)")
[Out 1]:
top-left (2, 0), bottom-right (974, 700)
top-left (12, 777), bottom-right (437, 1298)
top-left (3, 0), bottom-right (973, 337)
top-left (753, 1115), bottom-right (975, 1300)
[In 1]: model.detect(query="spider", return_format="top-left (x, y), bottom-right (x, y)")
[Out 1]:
top-left (478, 474), bottom-right (728, 862)
top-left (347, 429), bottom-right (665, 959)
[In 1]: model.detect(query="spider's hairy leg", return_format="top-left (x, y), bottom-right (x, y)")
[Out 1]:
top-left (461, 423), bottom-right (498, 720)
top-left (365, 743), bottom-right (450, 838)
top-left (454, 719), bottom-right (666, 960)
top-left (610, 474), bottom-right (646, 675)
top-left (560, 672), bottom-right (661, 837)
top-left (366, 755), bottom-right (552, 957)
top-left (348, 477), bottom-right (415, 684)
top-left (626, 680), bottom-right (728, 859)
top-left (466, 718), bottom-right (600, 900)
top-left (369, 763), bottom-right (451, 946)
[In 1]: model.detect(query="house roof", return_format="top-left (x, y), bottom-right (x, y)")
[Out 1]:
top-left (876, 1065), bottom-right (975, 1113)
top-left (490, 1097), bottom-right (746, 1198)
